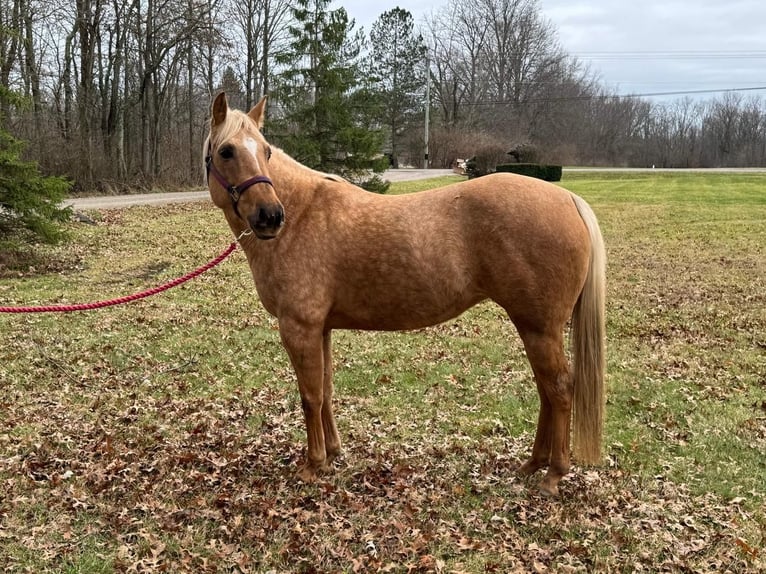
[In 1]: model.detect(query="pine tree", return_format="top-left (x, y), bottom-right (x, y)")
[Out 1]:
top-left (0, 85), bottom-right (71, 246)
top-left (369, 8), bottom-right (427, 167)
top-left (219, 66), bottom-right (245, 112)
top-left (272, 0), bottom-right (388, 191)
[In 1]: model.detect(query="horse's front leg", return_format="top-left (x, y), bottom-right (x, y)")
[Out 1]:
top-left (322, 330), bottom-right (341, 465)
top-left (279, 317), bottom-right (327, 481)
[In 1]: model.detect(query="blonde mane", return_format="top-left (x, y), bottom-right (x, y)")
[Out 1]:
top-left (211, 109), bottom-right (250, 148)
top-left (202, 109), bottom-right (249, 181)
top-left (271, 147), bottom-right (347, 184)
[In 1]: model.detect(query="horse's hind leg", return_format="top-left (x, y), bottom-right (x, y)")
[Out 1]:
top-left (322, 330), bottom-right (341, 465)
top-left (517, 329), bottom-right (573, 497)
top-left (517, 378), bottom-right (554, 475)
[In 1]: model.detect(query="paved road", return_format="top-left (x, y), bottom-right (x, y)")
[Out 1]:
top-left (65, 169), bottom-right (456, 210)
top-left (67, 166), bottom-right (765, 210)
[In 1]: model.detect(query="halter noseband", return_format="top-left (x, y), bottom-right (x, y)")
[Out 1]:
top-left (205, 144), bottom-right (274, 218)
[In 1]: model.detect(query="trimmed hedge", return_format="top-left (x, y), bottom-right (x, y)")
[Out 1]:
top-left (495, 163), bottom-right (562, 182)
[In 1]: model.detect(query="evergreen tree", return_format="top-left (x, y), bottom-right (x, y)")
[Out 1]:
top-left (0, 85), bottom-right (71, 246)
top-left (272, 0), bottom-right (388, 190)
top-left (369, 8), bottom-right (427, 167)
top-left (219, 66), bottom-right (246, 112)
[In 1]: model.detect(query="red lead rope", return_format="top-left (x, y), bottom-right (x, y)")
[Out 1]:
top-left (0, 242), bottom-right (238, 314)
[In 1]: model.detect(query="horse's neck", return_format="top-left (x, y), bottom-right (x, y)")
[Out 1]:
top-left (271, 153), bottom-right (326, 212)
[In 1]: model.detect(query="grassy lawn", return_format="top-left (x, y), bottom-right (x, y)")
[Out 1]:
top-left (1, 172), bottom-right (764, 572)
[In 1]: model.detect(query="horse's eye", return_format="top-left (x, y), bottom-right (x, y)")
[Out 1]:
top-left (266, 146), bottom-right (272, 161)
top-left (219, 145), bottom-right (234, 160)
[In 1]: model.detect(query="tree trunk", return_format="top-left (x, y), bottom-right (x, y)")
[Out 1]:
top-left (60, 27), bottom-right (76, 141)
top-left (140, 0), bottom-right (154, 178)
top-left (77, 0), bottom-right (99, 184)
top-left (21, 0), bottom-right (41, 137)
top-left (187, 0), bottom-right (195, 176)
top-left (0, 0), bottom-right (21, 120)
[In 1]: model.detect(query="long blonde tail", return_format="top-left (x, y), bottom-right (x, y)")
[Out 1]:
top-left (570, 194), bottom-right (606, 465)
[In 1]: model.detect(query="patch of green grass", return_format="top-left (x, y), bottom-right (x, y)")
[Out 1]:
top-left (563, 170), bottom-right (766, 206)
top-left (1, 172), bottom-right (764, 572)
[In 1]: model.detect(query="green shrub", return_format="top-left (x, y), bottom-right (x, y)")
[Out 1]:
top-left (495, 163), bottom-right (562, 182)
top-left (360, 174), bottom-right (391, 194)
top-left (465, 143), bottom-right (510, 179)
top-left (507, 143), bottom-right (540, 164)
top-left (1, 87), bottom-right (72, 245)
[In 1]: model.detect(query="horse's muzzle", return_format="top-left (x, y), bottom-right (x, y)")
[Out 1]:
top-left (248, 204), bottom-right (285, 239)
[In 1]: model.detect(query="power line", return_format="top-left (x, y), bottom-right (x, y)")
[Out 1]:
top-left (267, 85), bottom-right (766, 112)
top-left (570, 85), bottom-right (766, 101)
top-left (572, 50), bottom-right (766, 61)
top-left (447, 86), bottom-right (766, 106)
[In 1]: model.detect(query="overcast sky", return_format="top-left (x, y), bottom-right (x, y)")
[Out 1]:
top-left (337, 0), bottom-right (766, 101)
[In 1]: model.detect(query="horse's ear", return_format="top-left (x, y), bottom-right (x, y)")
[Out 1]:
top-left (248, 96), bottom-right (267, 129)
top-left (212, 92), bottom-right (228, 127)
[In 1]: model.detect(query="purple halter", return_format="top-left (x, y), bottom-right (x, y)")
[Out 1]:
top-left (205, 144), bottom-right (274, 218)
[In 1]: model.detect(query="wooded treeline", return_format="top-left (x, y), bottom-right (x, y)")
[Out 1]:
top-left (2, 0), bottom-right (766, 192)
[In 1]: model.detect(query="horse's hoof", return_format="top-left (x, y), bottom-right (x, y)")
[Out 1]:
top-left (539, 482), bottom-right (560, 497)
top-left (297, 464), bottom-right (319, 483)
top-left (517, 459), bottom-right (544, 477)
top-left (324, 449), bottom-right (341, 467)
top-left (539, 474), bottom-right (562, 497)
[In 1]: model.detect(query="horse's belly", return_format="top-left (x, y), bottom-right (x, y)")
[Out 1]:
top-left (327, 283), bottom-right (485, 331)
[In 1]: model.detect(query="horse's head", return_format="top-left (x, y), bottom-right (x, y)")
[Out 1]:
top-left (205, 92), bottom-right (285, 240)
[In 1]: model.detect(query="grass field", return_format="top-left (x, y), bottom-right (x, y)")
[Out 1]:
top-left (1, 172), bottom-right (764, 572)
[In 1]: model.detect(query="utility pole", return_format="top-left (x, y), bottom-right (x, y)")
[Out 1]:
top-left (423, 51), bottom-right (430, 169)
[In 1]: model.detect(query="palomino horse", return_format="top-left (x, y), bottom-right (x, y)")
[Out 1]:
top-left (204, 92), bottom-right (606, 496)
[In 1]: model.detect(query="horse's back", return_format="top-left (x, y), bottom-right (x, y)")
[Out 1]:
top-left (430, 172), bottom-right (578, 220)
top-left (407, 172), bottom-right (590, 276)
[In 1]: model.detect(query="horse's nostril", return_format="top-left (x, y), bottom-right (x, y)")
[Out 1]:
top-left (249, 206), bottom-right (284, 231)
top-left (247, 213), bottom-right (261, 230)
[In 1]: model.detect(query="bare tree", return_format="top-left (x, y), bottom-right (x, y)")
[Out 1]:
top-left (228, 0), bottom-right (290, 109)
top-left (131, 0), bottom-right (214, 180)
top-left (662, 98), bottom-right (703, 167)
top-left (477, 0), bottom-right (565, 137)
top-left (424, 0), bottom-right (586, 165)
top-left (0, 0), bottom-right (23, 119)
top-left (425, 0), bottom-right (488, 127)
top-left (95, 0), bottom-right (131, 179)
